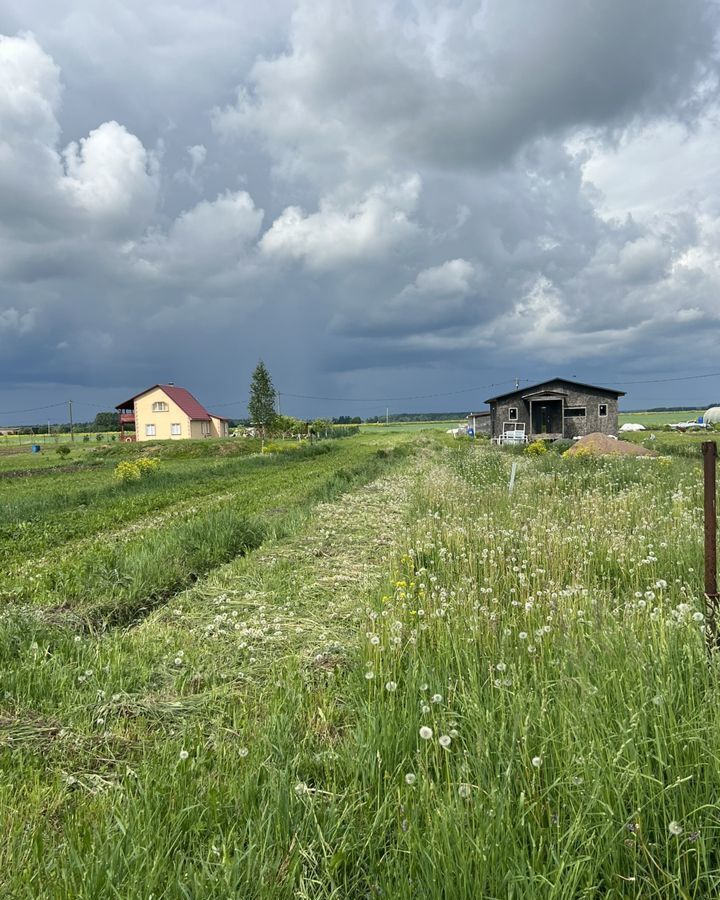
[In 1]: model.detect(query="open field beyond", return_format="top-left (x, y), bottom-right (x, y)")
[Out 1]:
top-left (2, 432), bottom-right (720, 898)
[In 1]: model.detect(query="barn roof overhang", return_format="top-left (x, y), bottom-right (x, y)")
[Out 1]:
top-left (522, 390), bottom-right (567, 402)
top-left (485, 377), bottom-right (626, 404)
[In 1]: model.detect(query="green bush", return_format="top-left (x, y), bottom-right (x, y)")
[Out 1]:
top-left (524, 439), bottom-right (548, 456)
top-left (135, 457), bottom-right (160, 474)
top-left (114, 460), bottom-right (142, 483)
top-left (55, 445), bottom-right (71, 457)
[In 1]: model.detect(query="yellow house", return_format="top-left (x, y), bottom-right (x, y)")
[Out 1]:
top-left (116, 383), bottom-right (229, 442)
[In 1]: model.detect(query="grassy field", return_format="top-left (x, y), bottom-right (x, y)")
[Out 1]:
top-left (2, 432), bottom-right (719, 897)
top-left (618, 410), bottom-right (706, 427)
top-left (361, 420), bottom-right (458, 433)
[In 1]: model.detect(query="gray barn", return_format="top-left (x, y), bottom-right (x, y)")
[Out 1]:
top-left (485, 378), bottom-right (625, 442)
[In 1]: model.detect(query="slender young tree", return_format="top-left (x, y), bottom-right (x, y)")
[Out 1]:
top-left (248, 360), bottom-right (277, 437)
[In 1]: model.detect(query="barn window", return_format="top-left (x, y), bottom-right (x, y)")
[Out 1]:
top-left (508, 407), bottom-right (518, 420)
top-left (564, 407), bottom-right (586, 418)
top-left (599, 404), bottom-right (608, 417)
top-left (171, 423), bottom-right (181, 435)
top-left (152, 401), bottom-right (169, 412)
top-left (145, 424), bottom-right (156, 436)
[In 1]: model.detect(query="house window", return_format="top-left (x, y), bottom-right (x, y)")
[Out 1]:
top-left (201, 421), bottom-right (211, 435)
top-left (152, 401), bottom-right (169, 412)
top-left (145, 423), bottom-right (156, 436)
top-left (171, 423), bottom-right (181, 435)
top-left (508, 407), bottom-right (518, 421)
top-left (599, 404), bottom-right (608, 417)
top-left (564, 407), bottom-right (586, 418)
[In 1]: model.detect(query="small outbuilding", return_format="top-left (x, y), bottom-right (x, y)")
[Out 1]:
top-left (466, 411), bottom-right (491, 435)
top-left (485, 377), bottom-right (625, 442)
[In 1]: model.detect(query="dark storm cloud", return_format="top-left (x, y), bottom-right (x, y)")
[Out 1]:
top-left (1, 0), bottom-right (720, 422)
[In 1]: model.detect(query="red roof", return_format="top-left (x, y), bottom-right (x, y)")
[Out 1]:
top-left (116, 384), bottom-right (215, 420)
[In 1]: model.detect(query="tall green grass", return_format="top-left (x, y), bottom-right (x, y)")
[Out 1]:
top-left (2, 439), bottom-right (719, 897)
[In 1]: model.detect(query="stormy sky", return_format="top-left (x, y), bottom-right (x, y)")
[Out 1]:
top-left (1, 0), bottom-right (720, 423)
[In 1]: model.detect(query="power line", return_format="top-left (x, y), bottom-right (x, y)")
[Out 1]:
top-left (606, 371), bottom-right (720, 386)
top-left (2, 370), bottom-right (718, 420)
top-left (0, 401), bottom-right (68, 417)
top-left (263, 378), bottom-right (528, 404)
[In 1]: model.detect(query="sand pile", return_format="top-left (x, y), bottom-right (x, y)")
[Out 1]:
top-left (564, 432), bottom-right (657, 457)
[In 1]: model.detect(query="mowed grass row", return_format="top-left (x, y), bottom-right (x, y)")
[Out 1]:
top-left (2, 437), bottom-right (719, 897)
top-left (0, 440), bottom-right (295, 562)
top-left (0, 438), bottom-right (410, 567)
top-left (1, 440), bottom-right (413, 625)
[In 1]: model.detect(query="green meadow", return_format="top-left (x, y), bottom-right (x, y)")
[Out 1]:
top-left (1, 432), bottom-right (719, 898)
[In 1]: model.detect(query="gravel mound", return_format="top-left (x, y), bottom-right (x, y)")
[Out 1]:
top-left (564, 432), bottom-right (657, 457)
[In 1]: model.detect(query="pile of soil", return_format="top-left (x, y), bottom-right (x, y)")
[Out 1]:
top-left (564, 432), bottom-right (657, 457)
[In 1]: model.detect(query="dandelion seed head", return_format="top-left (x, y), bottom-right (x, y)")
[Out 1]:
top-left (419, 726), bottom-right (433, 740)
top-left (669, 821), bottom-right (683, 836)
top-left (531, 756), bottom-right (542, 768)
top-left (179, 749), bottom-right (189, 760)
top-left (405, 773), bottom-right (416, 785)
top-left (439, 735), bottom-right (452, 748)
top-left (385, 681), bottom-right (397, 692)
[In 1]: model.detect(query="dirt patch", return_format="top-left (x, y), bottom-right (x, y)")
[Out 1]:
top-left (565, 432), bottom-right (657, 457)
top-left (0, 463), bottom-right (84, 480)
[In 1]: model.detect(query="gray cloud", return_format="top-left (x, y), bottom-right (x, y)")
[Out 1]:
top-left (1, 2), bottom-right (720, 422)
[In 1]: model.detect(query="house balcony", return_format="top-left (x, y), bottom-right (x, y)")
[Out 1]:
top-left (119, 413), bottom-right (135, 425)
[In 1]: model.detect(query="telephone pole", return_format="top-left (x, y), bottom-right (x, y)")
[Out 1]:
top-left (68, 400), bottom-right (74, 442)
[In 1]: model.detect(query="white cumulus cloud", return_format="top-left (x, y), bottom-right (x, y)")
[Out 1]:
top-left (260, 175), bottom-right (421, 270)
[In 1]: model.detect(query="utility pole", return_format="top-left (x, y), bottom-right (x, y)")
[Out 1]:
top-left (386, 407), bottom-right (389, 426)
top-left (514, 376), bottom-right (520, 390)
top-left (68, 400), bottom-right (74, 442)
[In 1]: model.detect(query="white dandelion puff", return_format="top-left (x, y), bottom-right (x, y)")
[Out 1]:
top-left (439, 735), bottom-right (452, 749)
top-left (179, 749), bottom-right (189, 760)
top-left (669, 821), bottom-right (683, 836)
top-left (531, 756), bottom-right (542, 768)
top-left (405, 773), bottom-right (416, 785)
top-left (419, 726), bottom-right (433, 740)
